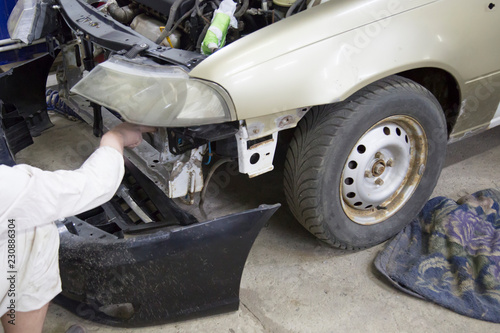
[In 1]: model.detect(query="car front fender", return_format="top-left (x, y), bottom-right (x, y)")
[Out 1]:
top-left (189, 0), bottom-right (498, 123)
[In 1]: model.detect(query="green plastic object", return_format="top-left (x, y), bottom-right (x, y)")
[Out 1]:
top-left (202, 12), bottom-right (231, 55)
top-left (201, 0), bottom-right (237, 55)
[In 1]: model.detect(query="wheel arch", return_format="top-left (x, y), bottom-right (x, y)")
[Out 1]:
top-left (297, 68), bottom-right (461, 139)
top-left (397, 67), bottom-right (461, 136)
top-left (276, 68), bottom-right (461, 161)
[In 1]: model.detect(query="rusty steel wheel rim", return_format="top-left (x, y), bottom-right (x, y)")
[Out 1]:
top-left (340, 115), bottom-right (428, 226)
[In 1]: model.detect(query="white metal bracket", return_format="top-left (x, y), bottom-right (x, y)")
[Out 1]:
top-left (236, 127), bottom-right (278, 178)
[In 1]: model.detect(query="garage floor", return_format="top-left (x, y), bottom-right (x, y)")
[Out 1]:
top-left (10, 114), bottom-right (500, 333)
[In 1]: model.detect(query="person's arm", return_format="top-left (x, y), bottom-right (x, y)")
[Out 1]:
top-left (2, 123), bottom-right (155, 231)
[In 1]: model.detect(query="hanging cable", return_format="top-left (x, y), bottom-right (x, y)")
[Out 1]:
top-left (235, 0), bottom-right (249, 18)
top-left (196, 0), bottom-right (211, 24)
top-left (158, 7), bottom-right (196, 45)
top-left (286, 0), bottom-right (306, 18)
top-left (204, 142), bottom-right (212, 165)
top-left (155, 0), bottom-right (185, 43)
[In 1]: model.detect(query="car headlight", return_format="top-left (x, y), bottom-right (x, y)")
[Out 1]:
top-left (71, 56), bottom-right (236, 127)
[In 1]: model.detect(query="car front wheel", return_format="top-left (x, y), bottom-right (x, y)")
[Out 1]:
top-left (284, 76), bottom-right (447, 249)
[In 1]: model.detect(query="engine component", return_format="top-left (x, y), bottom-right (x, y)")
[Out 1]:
top-left (107, 1), bottom-right (140, 24)
top-left (130, 13), bottom-right (181, 48)
top-left (273, 0), bottom-right (297, 7)
top-left (134, 0), bottom-right (196, 18)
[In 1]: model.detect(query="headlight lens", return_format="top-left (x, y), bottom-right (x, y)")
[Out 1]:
top-left (71, 56), bottom-right (235, 127)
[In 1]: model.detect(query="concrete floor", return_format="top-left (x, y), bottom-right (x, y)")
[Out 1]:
top-left (11, 114), bottom-right (500, 333)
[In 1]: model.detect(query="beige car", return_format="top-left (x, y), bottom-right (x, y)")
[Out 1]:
top-left (8, 0), bottom-right (500, 249)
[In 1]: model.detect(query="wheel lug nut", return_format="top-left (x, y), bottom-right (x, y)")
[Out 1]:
top-left (364, 171), bottom-right (372, 178)
top-left (375, 178), bottom-right (384, 185)
top-left (375, 152), bottom-right (383, 159)
top-left (386, 159), bottom-right (393, 167)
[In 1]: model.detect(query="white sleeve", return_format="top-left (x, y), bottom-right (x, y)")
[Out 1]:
top-left (1, 146), bottom-right (124, 232)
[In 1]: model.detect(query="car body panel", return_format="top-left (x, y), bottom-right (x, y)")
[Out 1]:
top-left (452, 72), bottom-right (500, 141)
top-left (189, 0), bottom-right (500, 141)
top-left (56, 203), bottom-right (280, 327)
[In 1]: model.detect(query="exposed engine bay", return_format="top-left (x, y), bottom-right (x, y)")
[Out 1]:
top-left (95, 0), bottom-right (312, 53)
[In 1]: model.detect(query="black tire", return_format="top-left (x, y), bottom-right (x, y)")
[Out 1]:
top-left (284, 76), bottom-right (447, 249)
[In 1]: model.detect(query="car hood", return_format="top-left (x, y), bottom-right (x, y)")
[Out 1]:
top-left (190, 0), bottom-right (439, 80)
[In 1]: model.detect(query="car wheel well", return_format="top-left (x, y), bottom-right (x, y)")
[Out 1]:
top-left (397, 68), bottom-right (460, 136)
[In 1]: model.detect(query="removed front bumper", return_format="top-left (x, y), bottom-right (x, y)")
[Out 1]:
top-left (56, 203), bottom-right (279, 327)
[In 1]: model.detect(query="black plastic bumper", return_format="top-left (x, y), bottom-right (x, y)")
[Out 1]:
top-left (55, 203), bottom-right (279, 327)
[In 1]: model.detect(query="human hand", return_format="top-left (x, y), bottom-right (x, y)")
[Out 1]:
top-left (100, 122), bottom-right (157, 154)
